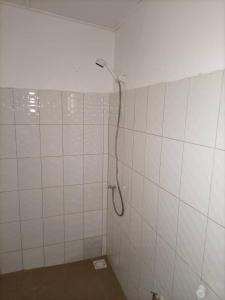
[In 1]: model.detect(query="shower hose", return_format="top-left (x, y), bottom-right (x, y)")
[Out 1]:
top-left (110, 80), bottom-right (125, 217)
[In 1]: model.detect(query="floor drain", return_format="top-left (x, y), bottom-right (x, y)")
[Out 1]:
top-left (93, 259), bottom-right (107, 270)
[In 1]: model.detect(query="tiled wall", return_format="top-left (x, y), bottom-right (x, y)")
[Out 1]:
top-left (107, 70), bottom-right (225, 300)
top-left (0, 88), bottom-right (109, 274)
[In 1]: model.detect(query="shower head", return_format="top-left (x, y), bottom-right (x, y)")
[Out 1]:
top-left (95, 58), bottom-right (118, 81)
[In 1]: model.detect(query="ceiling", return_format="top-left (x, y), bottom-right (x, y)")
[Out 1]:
top-left (1, 0), bottom-right (143, 30)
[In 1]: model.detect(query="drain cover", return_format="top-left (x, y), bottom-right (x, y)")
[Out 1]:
top-left (93, 259), bottom-right (107, 270)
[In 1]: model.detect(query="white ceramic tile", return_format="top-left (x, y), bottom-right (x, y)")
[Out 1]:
top-left (64, 185), bottom-right (83, 214)
top-left (0, 222), bottom-right (21, 252)
top-left (0, 191), bottom-right (19, 223)
top-left (42, 157), bottom-right (63, 187)
top-left (63, 125), bottom-right (83, 155)
top-left (118, 128), bottom-right (133, 167)
top-left (145, 134), bottom-right (162, 184)
top-left (209, 150), bottom-right (225, 227)
top-left (177, 202), bottom-right (207, 275)
top-left (84, 236), bottom-right (102, 259)
top-left (23, 247), bottom-right (44, 270)
top-left (132, 132), bottom-right (146, 175)
top-left (40, 90), bottom-right (62, 124)
top-left (147, 83), bottom-right (165, 135)
top-left (14, 89), bottom-right (40, 124)
top-left (43, 187), bottom-right (63, 217)
top-left (131, 171), bottom-right (144, 214)
top-left (139, 258), bottom-right (155, 293)
top-left (0, 88), bottom-right (14, 124)
top-left (157, 189), bottom-right (179, 249)
top-left (108, 125), bottom-right (116, 157)
top-left (102, 210), bottom-right (107, 234)
top-left (102, 235), bottom-right (107, 255)
top-left (62, 91), bottom-right (83, 124)
top-left (84, 155), bottom-right (102, 183)
top-left (134, 87), bottom-right (148, 132)
top-left (103, 125), bottom-right (108, 154)
top-left (103, 154), bottom-right (108, 182)
top-left (203, 220), bottom-right (225, 299)
top-left (18, 158), bottom-right (41, 189)
top-left (163, 79), bottom-right (189, 140)
top-left (129, 207), bottom-right (142, 249)
top-left (216, 80), bottom-right (225, 150)
top-left (180, 143), bottom-right (213, 214)
top-left (20, 189), bottom-right (42, 220)
top-left (84, 210), bottom-right (102, 238)
top-left (84, 125), bottom-right (103, 154)
top-left (124, 89), bottom-right (135, 129)
top-left (65, 213), bottom-right (83, 241)
top-left (65, 240), bottom-right (83, 263)
top-left (173, 255), bottom-right (201, 300)
top-left (16, 125), bottom-right (40, 157)
top-left (44, 216), bottom-right (64, 246)
top-left (84, 93), bottom-right (103, 124)
top-left (185, 71), bottom-right (223, 147)
top-left (64, 155), bottom-right (83, 185)
top-left (44, 243), bottom-right (64, 266)
top-left (108, 93), bottom-right (118, 126)
top-left (0, 125), bottom-right (16, 158)
top-left (155, 237), bottom-right (176, 299)
top-left (0, 251), bottom-right (23, 274)
top-left (40, 125), bottom-right (62, 156)
top-left (160, 138), bottom-right (183, 196)
top-left (141, 221), bottom-right (156, 263)
top-left (0, 159), bottom-right (18, 192)
top-left (84, 183), bottom-right (102, 211)
top-left (21, 219), bottom-right (43, 249)
top-left (142, 178), bottom-right (158, 229)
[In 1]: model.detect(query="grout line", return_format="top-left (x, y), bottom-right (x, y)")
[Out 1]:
top-left (170, 76), bottom-right (191, 298)
top-left (37, 89), bottom-right (45, 267)
top-left (11, 88), bottom-right (24, 268)
top-left (60, 91), bottom-right (66, 264)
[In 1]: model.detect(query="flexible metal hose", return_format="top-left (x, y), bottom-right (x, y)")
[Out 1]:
top-left (111, 80), bottom-right (125, 217)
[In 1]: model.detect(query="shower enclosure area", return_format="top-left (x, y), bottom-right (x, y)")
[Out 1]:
top-left (0, 1), bottom-right (225, 300)
top-left (0, 88), bottom-right (109, 271)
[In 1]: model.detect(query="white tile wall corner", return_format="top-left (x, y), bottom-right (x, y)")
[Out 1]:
top-left (0, 87), bottom-right (108, 274)
top-left (107, 70), bottom-right (225, 300)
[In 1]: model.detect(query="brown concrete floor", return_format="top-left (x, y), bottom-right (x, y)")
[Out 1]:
top-left (0, 256), bottom-right (127, 300)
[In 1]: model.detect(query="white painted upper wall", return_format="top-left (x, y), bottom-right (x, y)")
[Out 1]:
top-left (0, 4), bottom-right (115, 92)
top-left (115, 0), bottom-right (225, 89)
